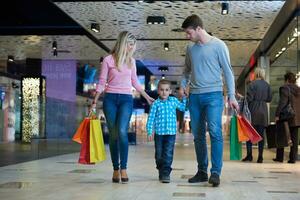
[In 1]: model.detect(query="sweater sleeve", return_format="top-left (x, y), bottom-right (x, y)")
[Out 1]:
top-left (146, 102), bottom-right (157, 135)
top-left (96, 57), bottom-right (109, 93)
top-left (180, 46), bottom-right (191, 89)
top-left (218, 41), bottom-right (235, 100)
top-left (131, 60), bottom-right (143, 92)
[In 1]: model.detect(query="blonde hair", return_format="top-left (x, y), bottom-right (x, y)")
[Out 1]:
top-left (111, 31), bottom-right (136, 71)
top-left (254, 68), bottom-right (265, 80)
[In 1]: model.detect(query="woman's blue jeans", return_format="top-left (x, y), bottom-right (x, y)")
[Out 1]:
top-left (103, 93), bottom-right (133, 170)
top-left (189, 92), bottom-right (224, 175)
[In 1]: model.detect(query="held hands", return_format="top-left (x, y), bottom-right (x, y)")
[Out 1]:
top-left (146, 96), bottom-right (155, 105)
top-left (147, 134), bottom-right (153, 142)
top-left (179, 86), bottom-right (189, 98)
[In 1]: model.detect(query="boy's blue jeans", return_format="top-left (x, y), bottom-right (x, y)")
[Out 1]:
top-left (103, 93), bottom-right (133, 170)
top-left (189, 92), bottom-right (224, 175)
top-left (154, 134), bottom-right (176, 177)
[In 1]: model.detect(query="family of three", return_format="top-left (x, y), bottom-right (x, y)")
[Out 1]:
top-left (90, 14), bottom-right (238, 187)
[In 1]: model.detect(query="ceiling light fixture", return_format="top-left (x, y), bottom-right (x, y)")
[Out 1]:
top-left (147, 16), bottom-right (166, 25)
top-left (91, 23), bottom-right (100, 33)
top-left (221, 2), bottom-right (229, 15)
top-left (52, 41), bottom-right (57, 50)
top-left (8, 55), bottom-right (14, 62)
top-left (158, 66), bottom-right (168, 72)
top-left (53, 49), bottom-right (58, 57)
top-left (164, 43), bottom-right (169, 51)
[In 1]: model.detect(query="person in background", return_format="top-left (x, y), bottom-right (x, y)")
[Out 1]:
top-left (242, 68), bottom-right (272, 163)
top-left (273, 72), bottom-right (300, 164)
top-left (179, 14), bottom-right (239, 187)
top-left (90, 31), bottom-right (154, 183)
top-left (146, 79), bottom-right (187, 183)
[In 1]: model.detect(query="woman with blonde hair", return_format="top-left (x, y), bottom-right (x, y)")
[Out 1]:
top-left (242, 67), bottom-right (272, 163)
top-left (90, 31), bottom-right (154, 183)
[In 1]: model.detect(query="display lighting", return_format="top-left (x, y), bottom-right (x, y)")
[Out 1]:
top-left (52, 41), bottom-right (57, 50)
top-left (147, 16), bottom-right (166, 25)
top-left (91, 23), bottom-right (100, 33)
top-left (221, 2), bottom-right (229, 15)
top-left (8, 55), bottom-right (14, 62)
top-left (164, 43), bottom-right (169, 51)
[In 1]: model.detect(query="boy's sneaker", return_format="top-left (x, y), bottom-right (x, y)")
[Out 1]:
top-left (188, 171), bottom-right (208, 183)
top-left (208, 173), bottom-right (220, 187)
top-left (161, 175), bottom-right (170, 183)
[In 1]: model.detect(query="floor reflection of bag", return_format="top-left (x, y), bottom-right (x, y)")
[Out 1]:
top-left (266, 121), bottom-right (291, 148)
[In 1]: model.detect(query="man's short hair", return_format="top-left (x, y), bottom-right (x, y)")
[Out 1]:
top-left (182, 14), bottom-right (203, 29)
top-left (284, 72), bottom-right (296, 84)
top-left (158, 79), bottom-right (171, 88)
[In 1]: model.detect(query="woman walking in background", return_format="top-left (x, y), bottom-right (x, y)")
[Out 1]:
top-left (90, 31), bottom-right (154, 183)
top-left (242, 68), bottom-right (272, 163)
top-left (273, 72), bottom-right (300, 163)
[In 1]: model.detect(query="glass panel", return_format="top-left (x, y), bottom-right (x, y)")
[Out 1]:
top-left (269, 17), bottom-right (298, 121)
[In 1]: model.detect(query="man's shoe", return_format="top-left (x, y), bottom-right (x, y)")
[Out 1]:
top-left (208, 173), bottom-right (220, 187)
top-left (242, 155), bottom-right (253, 162)
top-left (257, 157), bottom-right (263, 163)
top-left (188, 171), bottom-right (208, 183)
top-left (287, 160), bottom-right (295, 164)
top-left (161, 175), bottom-right (170, 183)
top-left (272, 158), bottom-right (283, 163)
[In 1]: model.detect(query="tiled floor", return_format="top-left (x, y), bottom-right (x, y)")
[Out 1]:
top-left (0, 134), bottom-right (299, 200)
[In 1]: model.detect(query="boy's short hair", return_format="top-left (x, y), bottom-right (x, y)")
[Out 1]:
top-left (182, 14), bottom-right (203, 30)
top-left (158, 79), bottom-right (171, 88)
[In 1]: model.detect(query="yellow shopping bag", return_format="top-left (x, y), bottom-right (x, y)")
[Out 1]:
top-left (89, 119), bottom-right (106, 163)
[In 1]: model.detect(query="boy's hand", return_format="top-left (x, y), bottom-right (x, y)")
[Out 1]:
top-left (147, 134), bottom-right (153, 142)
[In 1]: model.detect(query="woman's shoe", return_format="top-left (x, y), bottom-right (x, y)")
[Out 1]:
top-left (242, 155), bottom-right (253, 162)
top-left (120, 169), bottom-right (129, 183)
top-left (272, 158), bottom-right (283, 163)
top-left (112, 170), bottom-right (120, 183)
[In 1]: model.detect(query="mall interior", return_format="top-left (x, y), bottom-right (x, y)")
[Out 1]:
top-left (0, 0), bottom-right (300, 199)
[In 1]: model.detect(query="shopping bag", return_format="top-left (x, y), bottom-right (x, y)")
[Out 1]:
top-left (266, 124), bottom-right (277, 148)
top-left (77, 118), bottom-right (94, 164)
top-left (237, 115), bottom-right (249, 142)
top-left (72, 118), bottom-right (90, 144)
top-left (90, 119), bottom-right (106, 163)
top-left (266, 122), bottom-right (291, 148)
top-left (238, 115), bottom-right (262, 144)
top-left (229, 115), bottom-right (242, 160)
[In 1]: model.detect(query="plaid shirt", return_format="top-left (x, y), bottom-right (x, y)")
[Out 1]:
top-left (146, 96), bottom-right (187, 136)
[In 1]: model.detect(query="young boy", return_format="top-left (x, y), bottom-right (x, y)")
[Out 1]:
top-left (146, 79), bottom-right (187, 183)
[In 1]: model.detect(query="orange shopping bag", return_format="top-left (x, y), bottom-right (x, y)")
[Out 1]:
top-left (237, 114), bottom-right (249, 142)
top-left (72, 118), bottom-right (90, 144)
top-left (73, 118), bottom-right (95, 165)
top-left (238, 115), bottom-right (262, 144)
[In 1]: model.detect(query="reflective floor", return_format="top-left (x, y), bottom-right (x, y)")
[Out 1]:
top-left (0, 134), bottom-right (299, 200)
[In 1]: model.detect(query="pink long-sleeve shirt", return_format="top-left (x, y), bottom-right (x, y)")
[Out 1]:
top-left (96, 55), bottom-right (143, 94)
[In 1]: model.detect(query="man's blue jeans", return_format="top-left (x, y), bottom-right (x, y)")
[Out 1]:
top-left (103, 93), bottom-right (133, 170)
top-left (189, 92), bottom-right (224, 175)
top-left (154, 134), bottom-right (176, 177)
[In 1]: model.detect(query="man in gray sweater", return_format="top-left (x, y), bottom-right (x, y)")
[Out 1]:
top-left (179, 15), bottom-right (239, 187)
